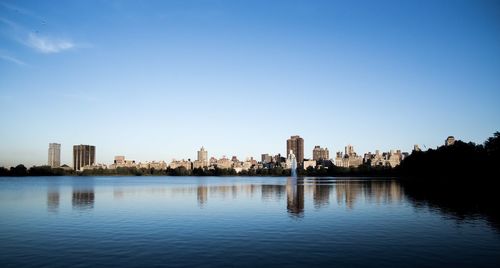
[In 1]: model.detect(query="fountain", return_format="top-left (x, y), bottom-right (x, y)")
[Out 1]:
top-left (288, 150), bottom-right (298, 177)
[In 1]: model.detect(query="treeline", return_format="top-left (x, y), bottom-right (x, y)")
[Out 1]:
top-left (397, 131), bottom-right (500, 180)
top-left (0, 165), bottom-right (76, 176)
top-left (72, 167), bottom-right (290, 176)
top-left (0, 163), bottom-right (394, 177)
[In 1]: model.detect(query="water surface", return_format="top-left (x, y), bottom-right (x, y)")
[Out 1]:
top-left (0, 176), bottom-right (499, 267)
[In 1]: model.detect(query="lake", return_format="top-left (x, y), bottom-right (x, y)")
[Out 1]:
top-left (0, 176), bottom-right (499, 267)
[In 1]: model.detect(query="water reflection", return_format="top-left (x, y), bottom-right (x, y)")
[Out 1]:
top-left (197, 185), bottom-right (208, 207)
top-left (47, 186), bottom-right (60, 213)
top-left (286, 178), bottom-right (304, 217)
top-left (312, 180), bottom-right (332, 208)
top-left (261, 185), bottom-right (285, 201)
top-left (36, 177), bottom-right (500, 231)
top-left (4, 177), bottom-right (500, 267)
top-left (403, 181), bottom-right (500, 232)
top-left (72, 186), bottom-right (95, 210)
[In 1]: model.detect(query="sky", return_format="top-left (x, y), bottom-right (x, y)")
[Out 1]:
top-left (0, 0), bottom-right (499, 167)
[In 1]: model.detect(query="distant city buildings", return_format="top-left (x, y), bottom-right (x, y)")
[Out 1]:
top-left (73, 145), bottom-right (96, 171)
top-left (139, 161), bottom-right (167, 170)
top-left (312, 146), bottom-right (329, 161)
top-left (215, 156), bottom-right (232, 169)
top-left (445, 136), bottom-right (456, 146)
top-left (169, 159), bottom-right (192, 170)
top-left (287, 135), bottom-right (304, 165)
top-left (193, 146), bottom-right (208, 169)
top-left (335, 145), bottom-right (363, 168)
top-left (43, 135), bottom-right (447, 172)
top-left (364, 150), bottom-right (403, 168)
top-left (48, 143), bottom-right (61, 168)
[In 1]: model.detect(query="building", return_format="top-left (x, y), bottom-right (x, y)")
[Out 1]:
top-left (445, 136), bottom-right (456, 146)
top-left (138, 161), bottom-right (167, 170)
top-left (303, 159), bottom-right (317, 170)
top-left (216, 157), bottom-right (233, 169)
top-left (287, 135), bottom-right (304, 165)
top-left (81, 163), bottom-right (107, 171)
top-left (197, 146), bottom-right (208, 167)
top-left (261, 153), bottom-right (272, 164)
top-left (335, 145), bottom-right (363, 168)
top-left (169, 159), bottom-right (192, 170)
top-left (109, 155), bottom-right (136, 169)
top-left (274, 154), bottom-right (285, 165)
top-left (73, 145), bottom-right (96, 171)
top-left (312, 146), bottom-right (329, 161)
top-left (48, 143), bottom-right (61, 168)
top-left (365, 150), bottom-right (404, 168)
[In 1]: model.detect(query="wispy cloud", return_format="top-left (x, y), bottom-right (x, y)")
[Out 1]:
top-left (0, 2), bottom-right (41, 19)
top-left (0, 54), bottom-right (26, 65)
top-left (27, 33), bottom-right (75, 54)
top-left (1, 3), bottom-right (85, 54)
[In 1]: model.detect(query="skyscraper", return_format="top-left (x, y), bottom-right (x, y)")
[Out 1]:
top-left (197, 146), bottom-right (208, 167)
top-left (48, 143), bottom-right (61, 168)
top-left (287, 135), bottom-right (304, 165)
top-left (73, 145), bottom-right (96, 171)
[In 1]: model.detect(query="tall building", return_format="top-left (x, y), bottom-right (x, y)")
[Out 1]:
top-left (73, 145), bottom-right (96, 171)
top-left (48, 143), bottom-right (61, 168)
top-left (287, 135), bottom-right (304, 165)
top-left (197, 146), bottom-right (208, 167)
top-left (313, 146), bottom-right (329, 161)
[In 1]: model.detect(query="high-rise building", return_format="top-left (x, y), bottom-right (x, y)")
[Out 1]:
top-left (48, 143), bottom-right (61, 168)
top-left (73, 145), bottom-right (96, 171)
top-left (197, 146), bottom-right (208, 167)
top-left (287, 135), bottom-right (304, 165)
top-left (313, 146), bottom-right (329, 161)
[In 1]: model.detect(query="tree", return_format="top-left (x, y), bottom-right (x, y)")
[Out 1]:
top-left (485, 132), bottom-right (500, 159)
top-left (0, 167), bottom-right (9, 176)
top-left (11, 164), bottom-right (28, 176)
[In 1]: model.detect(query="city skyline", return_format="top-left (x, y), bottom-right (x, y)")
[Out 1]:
top-left (22, 133), bottom-right (455, 170)
top-left (1, 0), bottom-right (499, 167)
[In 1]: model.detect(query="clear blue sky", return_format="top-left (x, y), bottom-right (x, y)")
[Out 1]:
top-left (1, 0), bottom-right (499, 167)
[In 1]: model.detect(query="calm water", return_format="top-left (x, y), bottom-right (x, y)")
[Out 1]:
top-left (0, 176), bottom-right (499, 267)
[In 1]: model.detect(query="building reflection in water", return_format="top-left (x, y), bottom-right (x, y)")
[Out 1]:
top-left (197, 185), bottom-right (208, 208)
top-left (72, 186), bottom-right (95, 210)
top-left (311, 180), bottom-right (332, 209)
top-left (261, 185), bottom-right (286, 201)
top-left (283, 178), bottom-right (404, 216)
top-left (334, 179), bottom-right (403, 209)
top-left (286, 178), bottom-right (304, 217)
top-left (47, 186), bottom-right (60, 213)
top-left (335, 180), bottom-right (362, 210)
